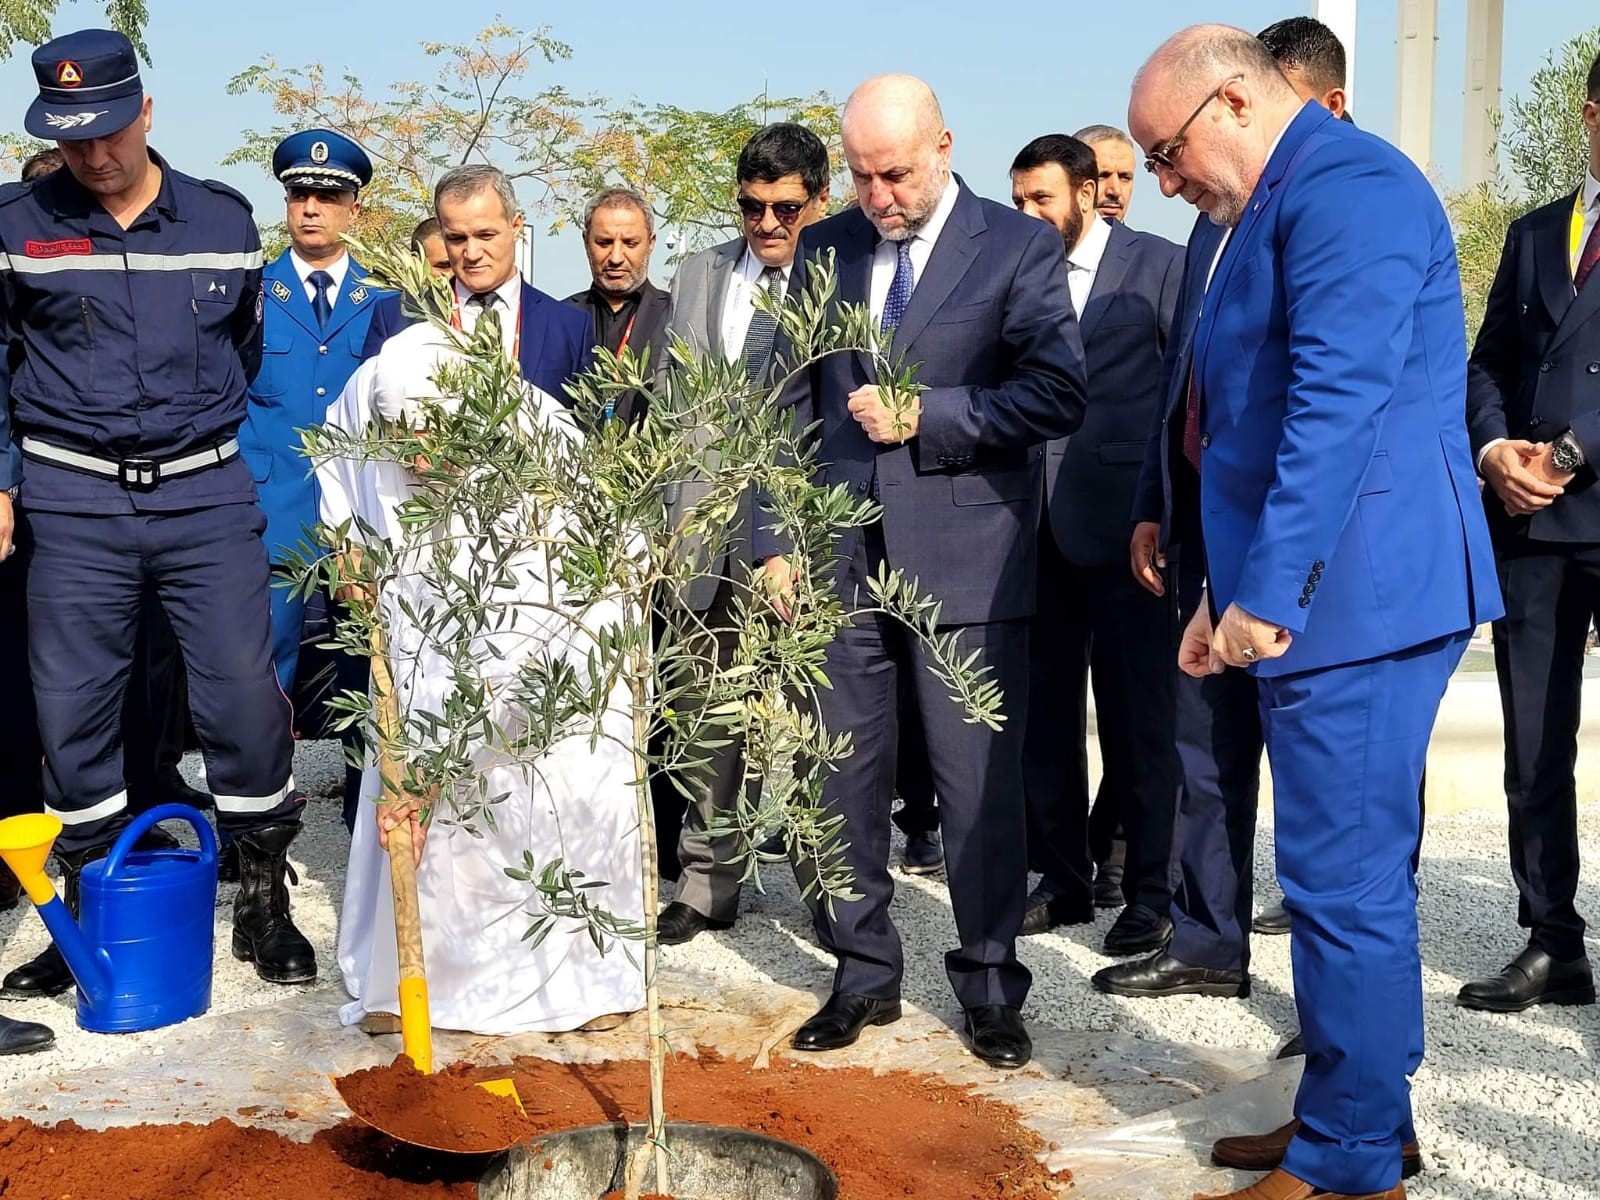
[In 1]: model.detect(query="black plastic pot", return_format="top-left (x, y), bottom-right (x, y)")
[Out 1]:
top-left (477, 1121), bottom-right (839, 1200)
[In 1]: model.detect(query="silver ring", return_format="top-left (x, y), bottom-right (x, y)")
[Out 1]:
top-left (1240, 645), bottom-right (1258, 662)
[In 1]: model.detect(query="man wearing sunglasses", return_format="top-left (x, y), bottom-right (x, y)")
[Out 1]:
top-left (1128, 24), bottom-right (1499, 1200)
top-left (654, 122), bottom-right (830, 948)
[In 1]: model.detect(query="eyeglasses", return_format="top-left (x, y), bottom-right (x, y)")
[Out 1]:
top-left (736, 196), bottom-right (810, 224)
top-left (1143, 74), bottom-right (1245, 175)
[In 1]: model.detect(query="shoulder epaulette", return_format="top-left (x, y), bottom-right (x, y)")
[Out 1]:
top-left (197, 176), bottom-right (254, 214)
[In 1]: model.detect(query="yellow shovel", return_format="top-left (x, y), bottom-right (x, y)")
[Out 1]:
top-left (333, 617), bottom-right (526, 1151)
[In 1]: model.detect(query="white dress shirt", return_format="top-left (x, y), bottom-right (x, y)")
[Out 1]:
top-left (453, 272), bottom-right (524, 360)
top-left (869, 176), bottom-right (961, 325)
top-left (1066, 215), bottom-right (1112, 316)
top-left (290, 249), bottom-right (349, 311)
top-left (719, 247), bottom-right (793, 363)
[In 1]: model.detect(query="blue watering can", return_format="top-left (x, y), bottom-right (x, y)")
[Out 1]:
top-left (0, 803), bottom-right (217, 1033)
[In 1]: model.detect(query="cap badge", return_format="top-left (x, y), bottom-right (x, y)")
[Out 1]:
top-left (55, 61), bottom-right (83, 87)
top-left (310, 141), bottom-right (329, 164)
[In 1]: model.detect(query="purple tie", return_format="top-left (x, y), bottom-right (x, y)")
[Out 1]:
top-left (1575, 214), bottom-right (1600, 292)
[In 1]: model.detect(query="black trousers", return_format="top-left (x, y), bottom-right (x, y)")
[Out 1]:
top-left (1022, 516), bottom-right (1180, 912)
top-left (816, 522), bottom-right (1032, 1008)
top-left (0, 521), bottom-right (189, 822)
top-left (1492, 539), bottom-right (1600, 961)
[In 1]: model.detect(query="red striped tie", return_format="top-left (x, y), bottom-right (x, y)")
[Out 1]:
top-left (1183, 373), bottom-right (1202, 473)
top-left (1576, 214), bottom-right (1600, 292)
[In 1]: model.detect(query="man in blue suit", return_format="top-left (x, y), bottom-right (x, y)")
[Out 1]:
top-left (758, 74), bottom-right (1087, 1070)
top-left (242, 130), bottom-right (381, 697)
top-left (1461, 48), bottom-right (1600, 1015)
top-left (359, 165), bottom-right (591, 408)
top-left (1129, 26), bottom-right (1500, 1200)
top-left (1009, 133), bottom-right (1184, 951)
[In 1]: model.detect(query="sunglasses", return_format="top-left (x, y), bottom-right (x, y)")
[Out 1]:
top-left (1144, 74), bottom-right (1245, 175)
top-left (736, 196), bottom-right (811, 224)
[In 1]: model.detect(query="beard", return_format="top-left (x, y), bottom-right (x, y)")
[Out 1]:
top-left (868, 162), bottom-right (951, 242)
top-left (1060, 205), bottom-right (1085, 251)
top-left (595, 262), bottom-right (649, 298)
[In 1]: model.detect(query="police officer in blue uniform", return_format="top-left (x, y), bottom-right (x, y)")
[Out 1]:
top-left (0, 29), bottom-right (315, 990)
top-left (242, 128), bottom-right (378, 695)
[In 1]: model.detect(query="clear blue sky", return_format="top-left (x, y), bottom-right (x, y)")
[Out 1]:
top-left (0, 1), bottom-right (1590, 296)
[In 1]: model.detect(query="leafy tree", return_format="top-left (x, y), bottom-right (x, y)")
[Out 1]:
top-left (0, 0), bottom-right (149, 62)
top-left (1448, 26), bottom-right (1599, 337)
top-left (293, 240), bottom-right (999, 1200)
top-left (224, 23), bottom-right (604, 253)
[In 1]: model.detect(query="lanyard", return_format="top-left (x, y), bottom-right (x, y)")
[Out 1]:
top-left (1570, 188), bottom-right (1594, 280)
top-left (450, 289), bottom-right (522, 365)
top-left (601, 308), bottom-right (638, 424)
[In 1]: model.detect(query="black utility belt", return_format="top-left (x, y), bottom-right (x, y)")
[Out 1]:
top-left (20, 437), bottom-right (240, 492)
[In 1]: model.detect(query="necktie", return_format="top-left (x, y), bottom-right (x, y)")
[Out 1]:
top-left (308, 270), bottom-right (333, 330)
top-left (1182, 373), bottom-right (1203, 474)
top-left (739, 267), bottom-right (783, 384)
top-left (881, 239), bottom-right (915, 333)
top-left (1575, 211), bottom-right (1600, 292)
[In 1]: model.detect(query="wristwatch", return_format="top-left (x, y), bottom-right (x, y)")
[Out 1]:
top-left (1551, 430), bottom-right (1587, 474)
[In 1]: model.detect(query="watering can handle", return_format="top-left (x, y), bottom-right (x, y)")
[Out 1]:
top-left (104, 804), bottom-right (219, 878)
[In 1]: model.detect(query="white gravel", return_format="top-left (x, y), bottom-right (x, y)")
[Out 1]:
top-left (1, 736), bottom-right (1596, 1199)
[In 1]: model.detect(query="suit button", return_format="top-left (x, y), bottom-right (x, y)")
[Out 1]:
top-left (1302, 585), bottom-right (1314, 597)
top-left (316, 386), bottom-right (327, 397)
top-left (1200, 434), bottom-right (1212, 449)
top-left (1312, 560), bottom-right (1325, 571)
top-left (1310, 569), bottom-right (1322, 582)
top-left (319, 345), bottom-right (329, 355)
top-left (1540, 361), bottom-right (1553, 372)
top-left (1298, 596), bottom-right (1311, 608)
top-left (1529, 416), bottom-right (1544, 428)
top-left (1588, 363), bottom-right (1600, 374)
top-left (856, 481), bottom-right (868, 494)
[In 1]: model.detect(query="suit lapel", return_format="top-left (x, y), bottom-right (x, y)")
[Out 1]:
top-left (517, 282), bottom-right (551, 383)
top-left (1078, 221), bottom-right (1133, 343)
top-left (1194, 102), bottom-right (1331, 385)
top-left (264, 252), bottom-right (320, 341)
top-left (321, 256), bottom-right (377, 343)
top-left (1536, 192), bottom-right (1578, 331)
top-left (1548, 272), bottom-right (1600, 359)
top-left (892, 185), bottom-right (982, 355)
top-left (823, 214), bottom-right (876, 378)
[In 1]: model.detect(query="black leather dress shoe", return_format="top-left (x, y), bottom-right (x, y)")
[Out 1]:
top-left (1020, 884), bottom-right (1094, 935)
top-left (1457, 945), bottom-right (1595, 1012)
top-left (900, 828), bottom-right (944, 875)
top-left (1251, 902), bottom-right (1292, 935)
top-left (1103, 902), bottom-right (1173, 956)
top-left (792, 992), bottom-right (902, 1051)
top-left (1093, 863), bottom-right (1125, 909)
top-left (962, 1005), bottom-right (1031, 1069)
top-left (657, 901), bottom-right (733, 947)
top-left (0, 1013), bottom-right (54, 1056)
top-left (1092, 951), bottom-right (1250, 998)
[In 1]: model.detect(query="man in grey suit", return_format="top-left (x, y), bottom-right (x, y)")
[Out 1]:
top-left (655, 122), bottom-right (831, 946)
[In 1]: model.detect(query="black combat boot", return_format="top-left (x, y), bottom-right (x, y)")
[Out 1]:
top-left (0, 1012), bottom-right (53, 1055)
top-left (1, 847), bottom-right (103, 998)
top-left (231, 822), bottom-right (317, 984)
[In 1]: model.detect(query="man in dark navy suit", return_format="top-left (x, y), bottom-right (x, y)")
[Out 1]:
top-left (1460, 47), bottom-right (1600, 1015)
top-left (1010, 134), bottom-right (1183, 954)
top-left (359, 165), bottom-right (591, 405)
top-left (757, 74), bottom-right (1087, 1070)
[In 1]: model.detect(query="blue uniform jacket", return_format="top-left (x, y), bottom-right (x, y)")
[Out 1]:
top-left (1192, 102), bottom-right (1500, 676)
top-left (0, 150), bottom-right (263, 512)
top-left (241, 250), bottom-right (381, 562)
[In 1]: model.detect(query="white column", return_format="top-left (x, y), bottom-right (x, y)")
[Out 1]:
top-left (1462, 0), bottom-right (1505, 188)
top-left (1315, 0), bottom-right (1360, 108)
top-left (1395, 0), bottom-right (1439, 172)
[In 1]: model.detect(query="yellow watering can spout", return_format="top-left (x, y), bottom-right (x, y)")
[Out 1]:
top-left (0, 813), bottom-right (64, 907)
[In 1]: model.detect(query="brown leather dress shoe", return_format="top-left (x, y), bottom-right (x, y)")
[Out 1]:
top-left (1212, 1120), bottom-right (1421, 1180)
top-left (1195, 1167), bottom-right (1404, 1199)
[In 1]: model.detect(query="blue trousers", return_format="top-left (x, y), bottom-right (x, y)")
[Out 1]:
top-left (1267, 631), bottom-right (1466, 1195)
top-left (23, 504), bottom-right (299, 855)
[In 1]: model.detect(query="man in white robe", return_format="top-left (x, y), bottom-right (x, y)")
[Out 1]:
top-left (319, 321), bottom-right (644, 1036)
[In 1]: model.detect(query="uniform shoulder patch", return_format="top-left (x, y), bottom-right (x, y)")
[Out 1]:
top-left (270, 279), bottom-right (293, 303)
top-left (349, 285), bottom-right (368, 304)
